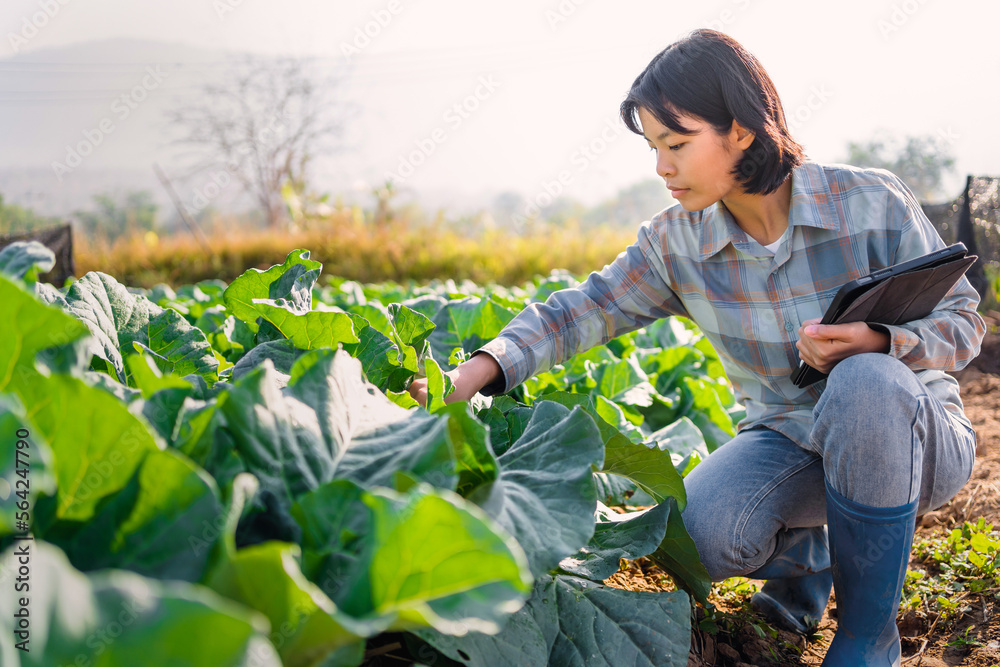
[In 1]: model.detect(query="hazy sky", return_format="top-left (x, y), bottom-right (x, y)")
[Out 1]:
top-left (3, 0), bottom-right (998, 211)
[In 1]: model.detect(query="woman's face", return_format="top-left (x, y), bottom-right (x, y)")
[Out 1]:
top-left (638, 106), bottom-right (752, 211)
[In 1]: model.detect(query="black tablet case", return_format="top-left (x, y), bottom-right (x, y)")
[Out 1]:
top-left (791, 244), bottom-right (976, 388)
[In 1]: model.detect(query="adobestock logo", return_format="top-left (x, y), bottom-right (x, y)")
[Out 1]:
top-left (385, 75), bottom-right (501, 184)
top-left (512, 115), bottom-right (626, 229)
top-left (50, 66), bottom-right (169, 182)
top-left (340, 0), bottom-right (406, 61)
top-left (784, 84), bottom-right (834, 134)
top-left (7, 0), bottom-right (72, 54)
top-left (213, 0), bottom-right (246, 20)
top-left (545, 0), bottom-right (587, 30)
top-left (877, 0), bottom-right (932, 40)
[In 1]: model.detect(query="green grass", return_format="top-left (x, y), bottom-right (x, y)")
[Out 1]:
top-left (903, 518), bottom-right (1000, 627)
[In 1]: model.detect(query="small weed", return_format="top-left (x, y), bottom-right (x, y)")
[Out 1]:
top-left (945, 625), bottom-right (983, 649)
top-left (903, 517), bottom-right (1000, 627)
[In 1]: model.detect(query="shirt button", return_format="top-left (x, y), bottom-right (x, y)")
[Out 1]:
top-left (784, 322), bottom-right (795, 331)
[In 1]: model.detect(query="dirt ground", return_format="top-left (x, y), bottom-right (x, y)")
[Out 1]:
top-left (608, 328), bottom-right (1000, 667)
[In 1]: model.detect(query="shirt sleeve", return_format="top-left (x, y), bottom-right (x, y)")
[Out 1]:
top-left (474, 219), bottom-right (688, 395)
top-left (872, 172), bottom-right (986, 371)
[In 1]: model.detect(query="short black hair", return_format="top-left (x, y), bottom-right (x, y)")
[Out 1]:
top-left (620, 29), bottom-right (804, 195)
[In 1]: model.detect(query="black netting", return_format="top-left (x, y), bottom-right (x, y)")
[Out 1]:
top-left (921, 176), bottom-right (1000, 299)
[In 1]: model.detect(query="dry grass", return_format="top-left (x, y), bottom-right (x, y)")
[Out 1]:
top-left (75, 209), bottom-right (639, 288)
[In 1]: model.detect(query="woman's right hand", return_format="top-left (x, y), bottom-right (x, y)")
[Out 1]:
top-left (406, 353), bottom-right (503, 408)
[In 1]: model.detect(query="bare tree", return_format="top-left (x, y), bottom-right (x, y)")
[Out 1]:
top-left (165, 57), bottom-right (345, 229)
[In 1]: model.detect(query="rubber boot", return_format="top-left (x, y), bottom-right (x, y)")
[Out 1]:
top-left (748, 526), bottom-right (833, 634)
top-left (822, 481), bottom-right (918, 667)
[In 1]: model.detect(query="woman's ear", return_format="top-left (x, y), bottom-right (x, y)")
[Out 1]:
top-left (730, 120), bottom-right (755, 150)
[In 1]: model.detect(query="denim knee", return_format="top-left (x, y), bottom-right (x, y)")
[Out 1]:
top-left (683, 499), bottom-right (763, 581)
top-left (812, 353), bottom-right (927, 506)
top-left (811, 353), bottom-right (922, 454)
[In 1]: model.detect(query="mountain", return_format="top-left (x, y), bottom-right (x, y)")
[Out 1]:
top-left (0, 39), bottom-right (265, 217)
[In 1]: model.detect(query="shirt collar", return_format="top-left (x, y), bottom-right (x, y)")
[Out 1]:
top-left (698, 162), bottom-right (842, 260)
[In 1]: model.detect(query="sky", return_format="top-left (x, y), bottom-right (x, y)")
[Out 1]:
top-left (2, 0), bottom-right (998, 215)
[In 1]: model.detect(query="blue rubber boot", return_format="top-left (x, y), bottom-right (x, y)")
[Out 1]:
top-left (822, 481), bottom-right (918, 667)
top-left (748, 526), bottom-right (833, 634)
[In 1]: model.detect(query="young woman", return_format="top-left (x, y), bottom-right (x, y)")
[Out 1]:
top-left (408, 29), bottom-right (984, 666)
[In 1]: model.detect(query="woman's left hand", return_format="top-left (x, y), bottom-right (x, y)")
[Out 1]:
top-left (795, 319), bottom-right (891, 374)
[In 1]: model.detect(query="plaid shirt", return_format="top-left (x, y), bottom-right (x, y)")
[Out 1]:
top-left (476, 162), bottom-right (984, 450)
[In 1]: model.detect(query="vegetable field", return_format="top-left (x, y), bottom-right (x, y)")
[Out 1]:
top-left (0, 242), bottom-right (745, 666)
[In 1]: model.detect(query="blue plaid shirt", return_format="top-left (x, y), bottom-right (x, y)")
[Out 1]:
top-left (476, 162), bottom-right (984, 450)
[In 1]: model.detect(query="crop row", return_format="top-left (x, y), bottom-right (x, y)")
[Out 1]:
top-left (0, 243), bottom-right (742, 666)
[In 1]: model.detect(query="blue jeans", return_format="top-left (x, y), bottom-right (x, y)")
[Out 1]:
top-left (681, 353), bottom-right (977, 581)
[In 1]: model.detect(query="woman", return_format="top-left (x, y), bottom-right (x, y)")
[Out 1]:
top-left (409, 29), bottom-right (983, 666)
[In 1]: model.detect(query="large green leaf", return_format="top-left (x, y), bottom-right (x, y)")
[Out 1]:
top-left (0, 541), bottom-right (281, 667)
top-left (0, 275), bottom-right (89, 390)
top-left (416, 574), bottom-right (690, 667)
top-left (434, 402), bottom-right (499, 497)
top-left (286, 349), bottom-right (457, 491)
top-left (223, 249), bottom-right (322, 334)
top-left (230, 339), bottom-right (305, 385)
top-left (292, 481), bottom-right (532, 637)
top-left (214, 361), bottom-right (330, 541)
top-left (48, 271), bottom-right (158, 382)
top-left (205, 540), bottom-right (370, 667)
top-left (602, 431), bottom-right (687, 510)
top-left (0, 241), bottom-right (55, 283)
top-left (647, 497), bottom-right (713, 605)
top-left (250, 299), bottom-right (359, 350)
top-left (140, 306), bottom-right (221, 383)
top-left (388, 303), bottom-right (436, 349)
top-left (682, 377), bottom-right (736, 452)
top-left (593, 357), bottom-right (658, 408)
top-left (0, 395), bottom-right (55, 538)
top-left (215, 350), bottom-right (460, 545)
top-left (429, 296), bottom-right (516, 369)
top-left (38, 271), bottom-right (219, 385)
top-left (544, 391), bottom-right (687, 509)
top-left (341, 312), bottom-right (406, 391)
top-left (469, 401), bottom-right (604, 577)
top-left (559, 501), bottom-right (673, 581)
top-left (11, 369), bottom-right (161, 527)
top-left (53, 448), bottom-right (223, 583)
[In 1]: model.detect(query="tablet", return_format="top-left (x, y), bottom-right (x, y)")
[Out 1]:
top-left (790, 243), bottom-right (975, 388)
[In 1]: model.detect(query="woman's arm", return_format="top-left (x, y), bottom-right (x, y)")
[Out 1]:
top-left (472, 219), bottom-right (687, 396)
top-left (407, 352), bottom-right (501, 407)
top-left (408, 218), bottom-right (687, 406)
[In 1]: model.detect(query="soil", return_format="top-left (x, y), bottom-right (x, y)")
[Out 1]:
top-left (609, 328), bottom-right (1000, 667)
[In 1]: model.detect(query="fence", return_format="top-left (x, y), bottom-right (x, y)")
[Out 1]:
top-left (921, 176), bottom-right (1000, 299)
